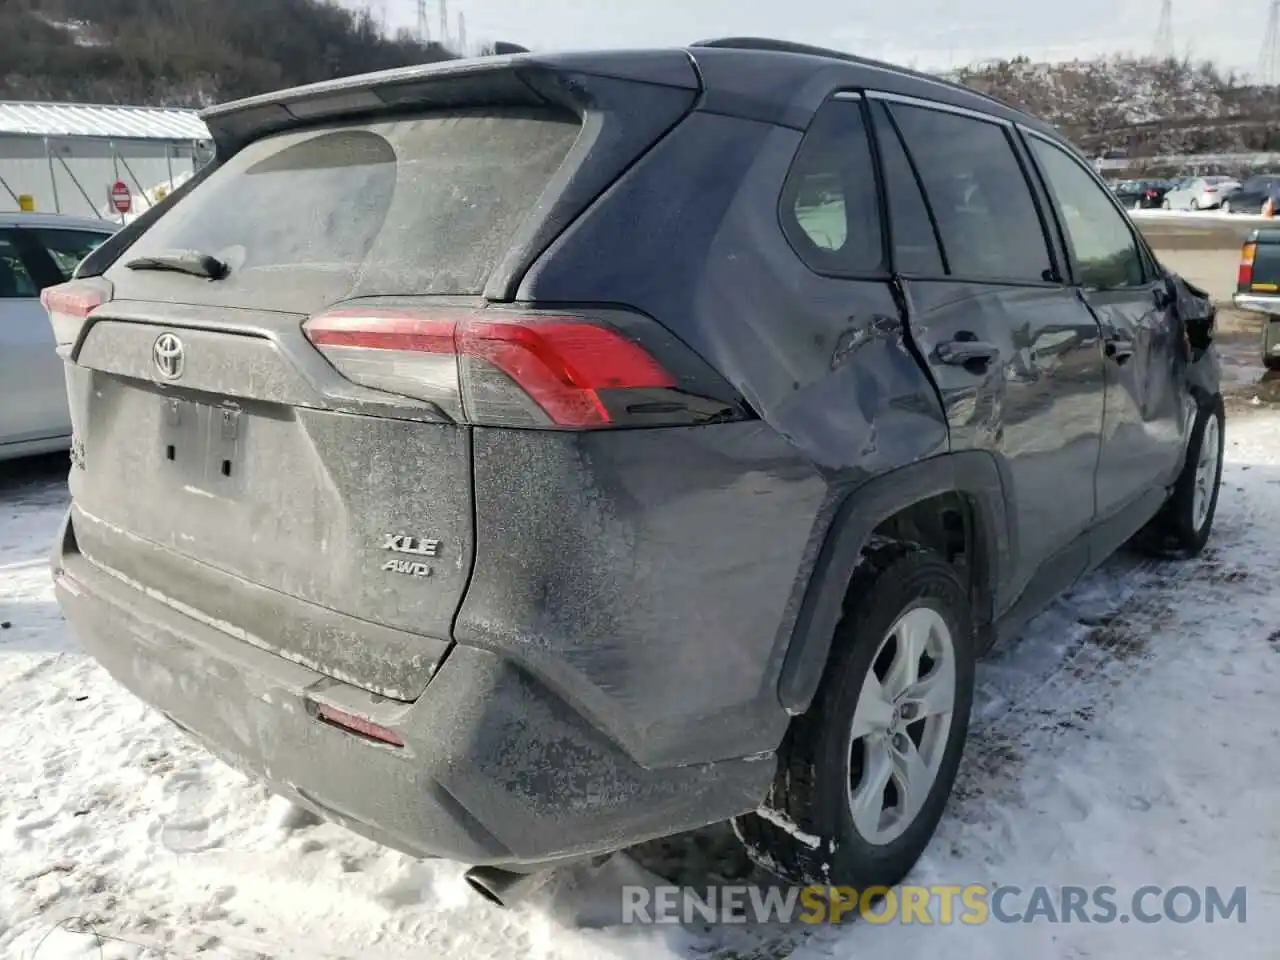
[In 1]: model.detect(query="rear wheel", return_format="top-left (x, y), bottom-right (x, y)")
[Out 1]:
top-left (1264, 354), bottom-right (1280, 372)
top-left (734, 544), bottom-right (974, 888)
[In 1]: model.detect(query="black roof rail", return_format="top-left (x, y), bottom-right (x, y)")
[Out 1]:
top-left (690, 36), bottom-right (1027, 124)
top-left (690, 37), bottom-right (864, 62)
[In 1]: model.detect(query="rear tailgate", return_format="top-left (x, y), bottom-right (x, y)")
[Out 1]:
top-left (60, 57), bottom-right (699, 699)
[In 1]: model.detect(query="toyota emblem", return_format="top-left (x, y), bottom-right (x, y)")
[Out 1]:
top-left (153, 333), bottom-right (185, 380)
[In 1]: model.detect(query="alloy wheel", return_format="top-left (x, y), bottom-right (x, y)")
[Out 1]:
top-left (846, 606), bottom-right (956, 846)
top-left (1193, 413), bottom-right (1221, 533)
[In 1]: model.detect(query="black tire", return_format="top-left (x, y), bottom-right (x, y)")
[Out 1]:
top-left (1145, 394), bottom-right (1225, 557)
top-left (1264, 355), bottom-right (1280, 372)
top-left (734, 543), bottom-right (974, 888)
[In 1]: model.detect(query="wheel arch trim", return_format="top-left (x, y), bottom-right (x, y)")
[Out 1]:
top-left (777, 451), bottom-right (1011, 714)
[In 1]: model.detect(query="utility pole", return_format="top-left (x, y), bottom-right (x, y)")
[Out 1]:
top-left (1262, 0), bottom-right (1280, 84)
top-left (1153, 0), bottom-right (1175, 60)
top-left (415, 0), bottom-right (430, 44)
top-left (458, 11), bottom-right (467, 55)
top-left (439, 0), bottom-right (450, 50)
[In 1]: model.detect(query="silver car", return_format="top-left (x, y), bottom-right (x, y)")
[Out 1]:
top-left (1, 213), bottom-right (116, 461)
top-left (1162, 176), bottom-right (1240, 211)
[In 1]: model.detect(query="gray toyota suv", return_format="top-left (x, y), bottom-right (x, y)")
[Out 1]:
top-left (45, 39), bottom-right (1223, 903)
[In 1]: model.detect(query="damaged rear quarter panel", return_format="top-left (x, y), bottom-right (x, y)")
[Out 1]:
top-left (517, 110), bottom-right (948, 476)
top-left (497, 111), bottom-right (948, 767)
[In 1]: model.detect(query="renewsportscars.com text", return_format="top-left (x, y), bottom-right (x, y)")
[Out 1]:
top-left (622, 884), bottom-right (1248, 926)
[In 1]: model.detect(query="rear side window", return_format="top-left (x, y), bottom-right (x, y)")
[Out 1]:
top-left (27, 229), bottom-right (111, 281)
top-left (780, 99), bottom-right (884, 274)
top-left (888, 103), bottom-right (1053, 284)
top-left (1026, 136), bottom-right (1145, 290)
top-left (0, 233), bottom-right (38, 298)
top-left (112, 109), bottom-right (581, 313)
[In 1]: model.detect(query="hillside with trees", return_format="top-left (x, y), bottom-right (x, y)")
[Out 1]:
top-left (2, 2), bottom-right (1277, 169)
top-left (954, 55), bottom-right (1280, 161)
top-left (0, 0), bottom-right (454, 107)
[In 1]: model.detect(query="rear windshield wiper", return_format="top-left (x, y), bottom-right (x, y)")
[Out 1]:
top-left (124, 250), bottom-right (229, 280)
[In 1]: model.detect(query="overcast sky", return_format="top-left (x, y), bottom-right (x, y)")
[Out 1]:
top-left (356, 0), bottom-right (1267, 75)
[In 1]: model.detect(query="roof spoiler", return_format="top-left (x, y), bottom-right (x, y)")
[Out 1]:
top-left (200, 50), bottom-right (698, 154)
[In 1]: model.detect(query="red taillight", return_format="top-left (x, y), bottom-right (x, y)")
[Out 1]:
top-left (304, 308), bottom-right (678, 429)
top-left (1145, 190), bottom-right (1157, 198)
top-left (41, 283), bottom-right (106, 318)
top-left (313, 702), bottom-right (404, 747)
top-left (40, 279), bottom-right (112, 348)
top-left (1205, 187), bottom-right (1218, 193)
top-left (1239, 242), bottom-right (1256, 288)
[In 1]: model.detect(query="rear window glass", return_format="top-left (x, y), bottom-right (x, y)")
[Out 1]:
top-left (110, 109), bottom-right (581, 313)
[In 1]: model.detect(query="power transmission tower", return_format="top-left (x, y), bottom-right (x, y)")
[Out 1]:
top-left (1153, 0), bottom-right (1175, 60)
top-left (1262, 0), bottom-right (1280, 84)
top-left (415, 0), bottom-right (430, 43)
top-left (439, 0), bottom-right (450, 49)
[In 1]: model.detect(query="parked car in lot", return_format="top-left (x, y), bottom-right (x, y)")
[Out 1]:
top-left (43, 39), bottom-right (1224, 905)
top-left (1113, 178), bottom-right (1173, 210)
top-left (1, 213), bottom-right (116, 461)
top-left (1162, 175), bottom-right (1240, 211)
top-left (1231, 229), bottom-right (1280, 370)
top-left (1222, 174), bottom-right (1280, 214)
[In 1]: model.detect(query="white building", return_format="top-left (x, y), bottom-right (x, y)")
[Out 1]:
top-left (0, 100), bottom-right (213, 223)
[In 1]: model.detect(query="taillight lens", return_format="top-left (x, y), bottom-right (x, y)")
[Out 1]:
top-left (303, 306), bottom-right (734, 430)
top-left (41, 279), bottom-right (112, 347)
top-left (1239, 242), bottom-right (1256, 288)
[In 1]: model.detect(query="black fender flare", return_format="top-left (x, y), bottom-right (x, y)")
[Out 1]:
top-left (776, 450), bottom-right (1012, 714)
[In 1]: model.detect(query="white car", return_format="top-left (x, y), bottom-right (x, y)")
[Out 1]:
top-left (1162, 176), bottom-right (1240, 211)
top-left (1, 213), bottom-right (116, 461)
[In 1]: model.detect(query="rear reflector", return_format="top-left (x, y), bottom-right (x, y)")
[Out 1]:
top-left (305, 308), bottom-right (681, 429)
top-left (1239, 242), bottom-right (1256, 289)
top-left (314, 702), bottom-right (405, 747)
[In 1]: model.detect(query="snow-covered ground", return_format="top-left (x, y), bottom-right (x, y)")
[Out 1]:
top-left (1131, 207), bottom-right (1272, 225)
top-left (3, 414), bottom-right (1279, 959)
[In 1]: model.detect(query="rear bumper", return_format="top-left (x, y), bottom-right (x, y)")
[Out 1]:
top-left (1233, 292), bottom-right (1280, 316)
top-left (53, 509), bottom-right (770, 868)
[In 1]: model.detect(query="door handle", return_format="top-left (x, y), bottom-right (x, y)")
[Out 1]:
top-left (935, 339), bottom-right (1000, 366)
top-left (1105, 340), bottom-right (1135, 364)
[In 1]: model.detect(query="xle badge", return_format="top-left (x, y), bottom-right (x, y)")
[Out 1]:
top-left (381, 534), bottom-right (440, 578)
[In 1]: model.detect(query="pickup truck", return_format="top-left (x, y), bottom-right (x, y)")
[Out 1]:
top-left (1232, 228), bottom-right (1280, 370)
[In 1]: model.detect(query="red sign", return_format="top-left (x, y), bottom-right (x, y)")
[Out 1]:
top-left (110, 181), bottom-right (132, 214)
